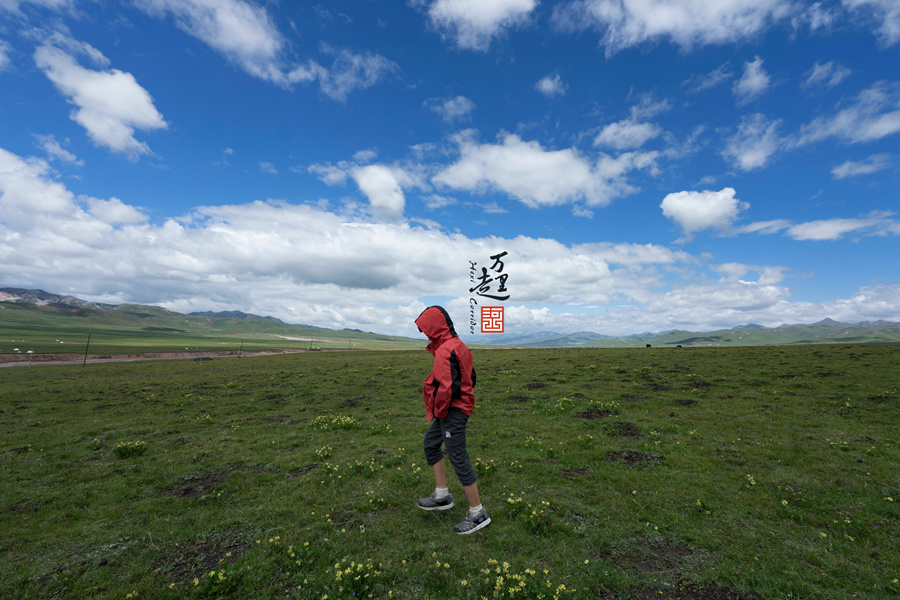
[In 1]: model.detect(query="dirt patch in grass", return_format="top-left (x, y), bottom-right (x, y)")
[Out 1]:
top-left (674, 399), bottom-right (698, 406)
top-left (288, 464), bottom-right (319, 478)
top-left (562, 467), bottom-right (589, 478)
top-left (868, 394), bottom-right (895, 404)
top-left (157, 525), bottom-right (256, 586)
top-left (525, 381), bottom-right (546, 390)
top-left (604, 422), bottom-right (642, 438)
top-left (574, 408), bottom-right (613, 420)
top-left (163, 470), bottom-right (231, 498)
top-left (609, 538), bottom-right (693, 574)
top-left (606, 450), bottom-right (663, 467)
top-left (507, 394), bottom-right (530, 402)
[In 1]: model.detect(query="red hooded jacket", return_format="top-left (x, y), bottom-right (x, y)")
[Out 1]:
top-left (415, 306), bottom-right (476, 421)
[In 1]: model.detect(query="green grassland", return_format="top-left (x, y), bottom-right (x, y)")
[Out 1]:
top-left (1, 345), bottom-right (899, 599)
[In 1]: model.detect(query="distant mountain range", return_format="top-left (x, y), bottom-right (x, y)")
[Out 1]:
top-left (471, 318), bottom-right (900, 347)
top-left (3, 287), bottom-right (899, 347)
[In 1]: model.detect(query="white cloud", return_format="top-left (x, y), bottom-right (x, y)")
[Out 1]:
top-left (795, 81), bottom-right (900, 145)
top-left (259, 161), bottom-right (277, 174)
top-left (683, 63), bottom-right (733, 93)
top-left (137, 0), bottom-right (396, 99)
top-left (0, 39), bottom-right (10, 71)
top-left (733, 56), bottom-right (770, 105)
top-left (139, 0), bottom-right (287, 82)
top-left (86, 197), bottom-right (148, 225)
top-left (536, 73), bottom-right (567, 97)
top-left (312, 45), bottom-right (398, 102)
top-left (35, 134), bottom-right (82, 165)
top-left (786, 212), bottom-right (895, 241)
top-left (0, 0), bottom-right (74, 12)
top-left (660, 187), bottom-right (749, 240)
top-left (3, 144), bottom-right (900, 336)
top-left (594, 119), bottom-right (662, 150)
top-left (34, 37), bottom-right (168, 160)
top-left (434, 131), bottom-right (658, 210)
top-left (844, 0), bottom-right (900, 47)
top-left (423, 0), bottom-right (537, 51)
top-left (552, 0), bottom-right (795, 53)
top-left (803, 61), bottom-right (851, 88)
top-left (736, 211), bottom-right (899, 240)
top-left (831, 154), bottom-right (891, 179)
top-left (426, 96), bottom-right (476, 123)
top-left (350, 164), bottom-right (414, 221)
top-left (722, 113), bottom-right (782, 171)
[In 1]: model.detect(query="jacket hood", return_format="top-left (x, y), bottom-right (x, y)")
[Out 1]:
top-left (415, 306), bottom-right (457, 351)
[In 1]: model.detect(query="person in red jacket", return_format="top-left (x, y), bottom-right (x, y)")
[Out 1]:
top-left (413, 305), bottom-right (490, 534)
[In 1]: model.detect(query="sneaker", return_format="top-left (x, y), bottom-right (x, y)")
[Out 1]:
top-left (416, 493), bottom-right (454, 511)
top-left (453, 509), bottom-right (491, 535)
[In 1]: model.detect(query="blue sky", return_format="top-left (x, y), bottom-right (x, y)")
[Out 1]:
top-left (1, 0), bottom-right (898, 339)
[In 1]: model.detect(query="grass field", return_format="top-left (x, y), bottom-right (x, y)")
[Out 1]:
top-left (1, 345), bottom-right (898, 599)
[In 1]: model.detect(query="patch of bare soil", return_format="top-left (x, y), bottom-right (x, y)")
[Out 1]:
top-left (562, 467), bottom-right (589, 478)
top-left (606, 450), bottom-right (664, 467)
top-left (574, 408), bottom-right (613, 420)
top-left (156, 525), bottom-right (256, 586)
top-left (604, 421), bottom-right (642, 438)
top-left (163, 470), bottom-right (231, 499)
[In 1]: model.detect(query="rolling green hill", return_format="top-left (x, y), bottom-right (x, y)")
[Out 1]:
top-left (0, 290), bottom-right (421, 358)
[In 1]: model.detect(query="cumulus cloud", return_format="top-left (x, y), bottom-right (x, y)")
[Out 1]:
top-left (311, 45), bottom-right (399, 102)
top-left (536, 73), bottom-right (567, 97)
top-left (1, 0), bottom-right (74, 10)
top-left (795, 81), bottom-right (900, 145)
top-left (785, 212), bottom-right (896, 241)
top-left (660, 187), bottom-right (749, 240)
top-left (35, 134), bottom-right (82, 165)
top-left (34, 36), bottom-right (168, 160)
top-left (425, 95), bottom-right (475, 122)
top-left (136, 0), bottom-right (396, 99)
top-left (86, 197), bottom-right (148, 224)
top-left (844, 0), bottom-right (900, 47)
top-left (422, 0), bottom-right (537, 51)
top-left (831, 154), bottom-right (891, 179)
top-left (594, 120), bottom-right (662, 150)
top-left (733, 56), bottom-right (770, 105)
top-left (434, 131), bottom-right (658, 211)
top-left (722, 113), bottom-right (782, 171)
top-left (3, 144), bottom-right (900, 336)
top-left (736, 211), bottom-right (899, 240)
top-left (350, 164), bottom-right (413, 221)
top-left (552, 0), bottom-right (795, 53)
top-left (803, 61), bottom-right (851, 88)
top-left (683, 63), bottom-right (732, 93)
top-left (0, 39), bottom-right (10, 71)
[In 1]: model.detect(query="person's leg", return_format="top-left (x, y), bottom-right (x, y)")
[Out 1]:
top-left (432, 458), bottom-right (448, 489)
top-left (463, 480), bottom-right (480, 509)
top-left (417, 418), bottom-right (454, 511)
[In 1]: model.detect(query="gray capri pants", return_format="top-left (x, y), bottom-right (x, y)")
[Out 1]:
top-left (423, 406), bottom-right (477, 487)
